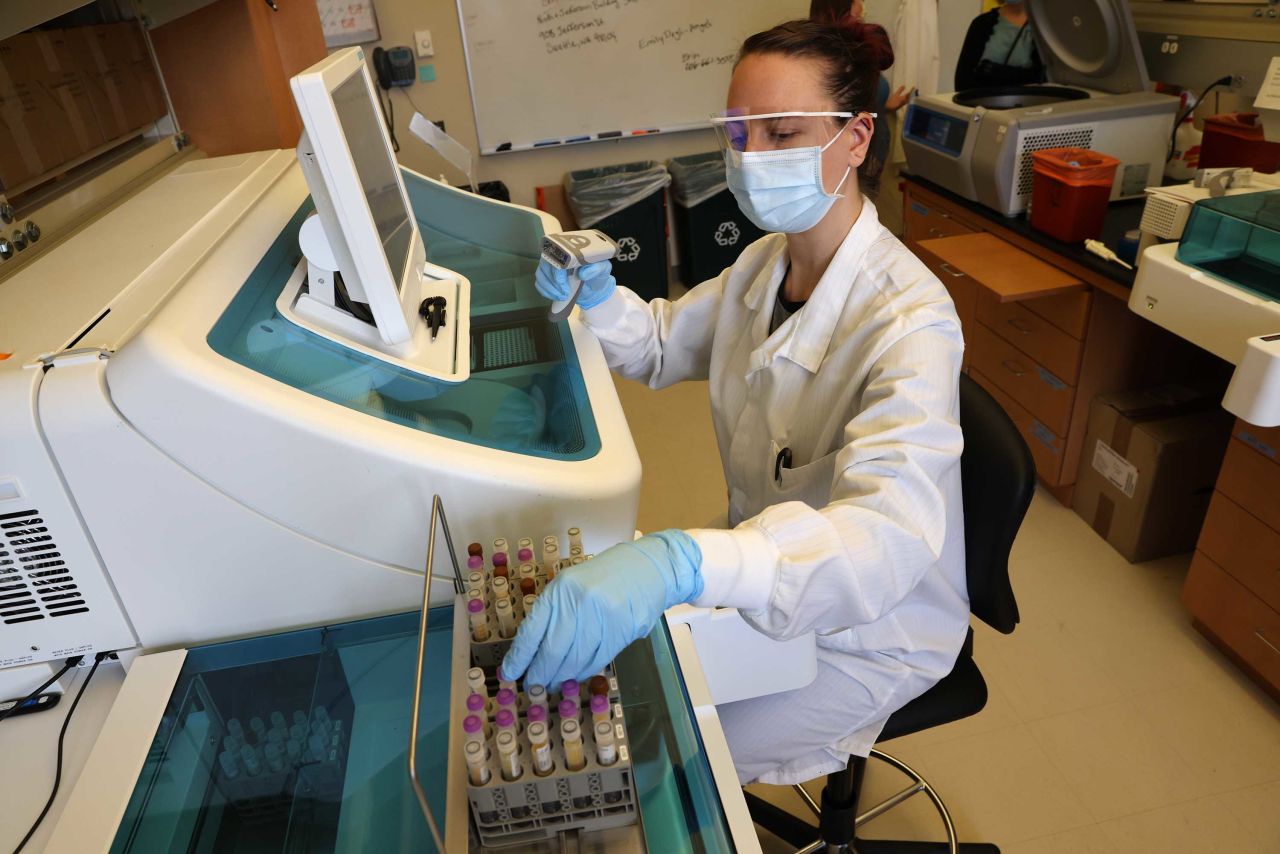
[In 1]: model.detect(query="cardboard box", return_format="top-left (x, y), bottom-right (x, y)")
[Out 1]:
top-left (0, 30), bottom-right (106, 190)
top-left (1073, 387), bottom-right (1233, 563)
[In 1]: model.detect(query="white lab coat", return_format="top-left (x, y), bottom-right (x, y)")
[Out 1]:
top-left (886, 0), bottom-right (941, 164)
top-left (582, 199), bottom-right (969, 785)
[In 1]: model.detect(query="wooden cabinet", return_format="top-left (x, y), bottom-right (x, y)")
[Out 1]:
top-left (1183, 423), bottom-right (1280, 698)
top-left (149, 0), bottom-right (326, 156)
top-left (902, 181), bottom-right (1154, 499)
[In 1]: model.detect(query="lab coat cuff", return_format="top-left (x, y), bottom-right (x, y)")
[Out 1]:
top-left (581, 288), bottom-right (629, 329)
top-left (687, 527), bottom-right (778, 612)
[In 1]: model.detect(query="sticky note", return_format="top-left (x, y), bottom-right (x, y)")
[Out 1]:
top-left (419, 64), bottom-right (437, 83)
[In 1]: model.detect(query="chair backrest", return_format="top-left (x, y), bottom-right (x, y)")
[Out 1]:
top-left (958, 374), bottom-right (1035, 635)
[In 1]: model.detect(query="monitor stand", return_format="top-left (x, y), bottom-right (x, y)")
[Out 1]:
top-left (275, 216), bottom-right (471, 383)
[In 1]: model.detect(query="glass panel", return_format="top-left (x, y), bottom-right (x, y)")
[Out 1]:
top-left (1178, 189), bottom-right (1280, 301)
top-left (110, 609), bottom-right (455, 854)
top-left (206, 172), bottom-right (601, 461)
top-left (618, 622), bottom-right (735, 854)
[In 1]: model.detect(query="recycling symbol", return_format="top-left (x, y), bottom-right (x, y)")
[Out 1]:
top-left (615, 236), bottom-right (641, 262)
top-left (714, 221), bottom-right (741, 247)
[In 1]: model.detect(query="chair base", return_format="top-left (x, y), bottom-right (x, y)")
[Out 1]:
top-left (748, 749), bottom-right (1002, 854)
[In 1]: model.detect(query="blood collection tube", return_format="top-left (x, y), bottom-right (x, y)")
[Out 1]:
top-left (561, 679), bottom-right (580, 707)
top-left (249, 716), bottom-right (267, 740)
top-left (466, 570), bottom-right (485, 590)
top-left (522, 593), bottom-right (537, 618)
top-left (560, 719), bottom-right (585, 771)
top-left (265, 741), bottom-right (285, 773)
top-left (543, 535), bottom-right (557, 547)
top-left (463, 715), bottom-right (486, 754)
top-left (492, 552), bottom-right (509, 572)
top-left (497, 670), bottom-right (517, 695)
top-left (519, 577), bottom-right (537, 599)
top-left (517, 548), bottom-right (534, 563)
top-left (240, 743), bottom-right (263, 776)
top-left (495, 708), bottom-right (517, 739)
top-left (493, 538), bottom-right (508, 555)
top-left (465, 739), bottom-right (490, 785)
top-left (570, 546), bottom-right (584, 558)
top-left (467, 555), bottom-right (484, 572)
top-left (559, 698), bottom-right (578, 724)
top-left (218, 749), bottom-right (241, 779)
top-left (595, 720), bottom-right (618, 766)
top-left (495, 597), bottom-right (516, 639)
top-left (465, 692), bottom-right (486, 724)
top-left (588, 675), bottom-right (610, 698)
top-left (543, 545), bottom-right (560, 581)
top-left (590, 693), bottom-right (610, 726)
top-left (468, 597), bottom-right (490, 641)
top-left (496, 687), bottom-right (517, 713)
top-left (496, 730), bottom-right (522, 781)
top-left (467, 542), bottom-right (483, 558)
top-left (492, 575), bottom-right (510, 600)
top-left (571, 556), bottom-right (585, 566)
top-left (466, 586), bottom-right (485, 610)
top-left (527, 721), bottom-right (555, 776)
top-left (519, 562), bottom-right (537, 582)
top-left (526, 684), bottom-right (549, 717)
top-left (527, 702), bottom-right (548, 729)
top-left (467, 667), bottom-right (487, 700)
top-left (518, 536), bottom-right (533, 550)
top-left (568, 527), bottom-right (583, 551)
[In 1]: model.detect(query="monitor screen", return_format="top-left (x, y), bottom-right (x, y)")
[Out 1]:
top-left (332, 72), bottom-right (414, 292)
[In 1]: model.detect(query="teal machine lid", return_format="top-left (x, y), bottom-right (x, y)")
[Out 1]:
top-left (208, 173), bottom-right (602, 461)
top-left (1177, 189), bottom-right (1280, 302)
top-left (106, 607), bottom-right (733, 853)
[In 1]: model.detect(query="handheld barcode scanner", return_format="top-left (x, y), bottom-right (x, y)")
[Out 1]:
top-left (540, 230), bottom-right (618, 322)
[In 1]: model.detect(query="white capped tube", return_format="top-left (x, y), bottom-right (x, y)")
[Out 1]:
top-left (518, 537), bottom-right (534, 552)
top-left (595, 720), bottom-right (618, 766)
top-left (495, 597), bottom-right (516, 639)
top-left (493, 537), bottom-right (509, 555)
top-left (568, 527), bottom-right (583, 551)
top-left (465, 739), bottom-right (490, 785)
top-left (570, 546), bottom-right (584, 558)
top-left (528, 721), bottom-right (554, 777)
top-left (526, 683), bottom-right (548, 716)
top-left (240, 743), bottom-right (262, 776)
top-left (560, 718), bottom-right (585, 771)
top-left (492, 575), bottom-right (510, 600)
top-left (543, 543), bottom-right (560, 578)
top-left (496, 731), bottom-right (522, 781)
top-left (218, 749), bottom-right (240, 779)
top-left (523, 594), bottom-right (537, 617)
top-left (467, 667), bottom-right (487, 699)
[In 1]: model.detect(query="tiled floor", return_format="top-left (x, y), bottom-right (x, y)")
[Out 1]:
top-left (614, 376), bottom-right (1280, 854)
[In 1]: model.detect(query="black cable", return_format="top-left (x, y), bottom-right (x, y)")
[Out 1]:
top-left (0, 655), bottom-right (83, 725)
top-left (380, 88), bottom-right (400, 153)
top-left (12, 652), bottom-right (107, 854)
top-left (394, 85), bottom-right (429, 121)
top-left (1168, 75), bottom-right (1233, 162)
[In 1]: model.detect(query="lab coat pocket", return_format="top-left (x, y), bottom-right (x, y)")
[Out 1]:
top-left (770, 440), bottom-right (839, 510)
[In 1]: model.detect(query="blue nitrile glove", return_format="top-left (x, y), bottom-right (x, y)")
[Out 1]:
top-left (501, 530), bottom-right (703, 688)
top-left (534, 258), bottom-right (616, 310)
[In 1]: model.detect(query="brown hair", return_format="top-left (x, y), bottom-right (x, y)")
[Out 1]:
top-left (739, 14), bottom-right (893, 115)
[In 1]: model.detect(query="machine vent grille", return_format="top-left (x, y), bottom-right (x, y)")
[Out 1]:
top-left (1016, 127), bottom-right (1096, 201)
top-left (1140, 196), bottom-right (1184, 240)
top-left (0, 510), bottom-right (89, 624)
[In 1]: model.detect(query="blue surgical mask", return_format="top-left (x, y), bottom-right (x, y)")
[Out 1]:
top-left (723, 124), bottom-right (853, 233)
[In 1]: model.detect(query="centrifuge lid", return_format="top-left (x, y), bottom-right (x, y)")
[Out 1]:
top-left (1027, 0), bottom-right (1150, 95)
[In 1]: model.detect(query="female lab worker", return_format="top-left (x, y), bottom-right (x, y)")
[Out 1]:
top-left (503, 16), bottom-right (968, 786)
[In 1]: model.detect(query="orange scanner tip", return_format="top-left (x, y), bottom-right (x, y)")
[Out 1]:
top-left (0, 353), bottom-right (11, 360)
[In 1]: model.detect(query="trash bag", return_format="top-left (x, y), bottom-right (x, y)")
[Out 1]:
top-left (564, 161), bottom-right (671, 229)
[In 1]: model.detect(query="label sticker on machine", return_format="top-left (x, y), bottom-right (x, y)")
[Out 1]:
top-left (1120, 163), bottom-right (1151, 196)
top-left (1092, 440), bottom-right (1138, 498)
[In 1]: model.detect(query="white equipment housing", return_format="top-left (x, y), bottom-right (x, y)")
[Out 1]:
top-left (0, 149), bottom-right (641, 676)
top-left (903, 0), bottom-right (1177, 217)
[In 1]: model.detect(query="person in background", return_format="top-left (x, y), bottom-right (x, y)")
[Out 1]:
top-left (811, 0), bottom-right (910, 201)
top-left (955, 0), bottom-right (1045, 90)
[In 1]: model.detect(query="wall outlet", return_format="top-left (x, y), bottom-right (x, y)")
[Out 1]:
top-left (415, 30), bottom-right (435, 58)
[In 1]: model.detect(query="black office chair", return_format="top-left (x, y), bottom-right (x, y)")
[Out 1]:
top-left (748, 374), bottom-right (1036, 853)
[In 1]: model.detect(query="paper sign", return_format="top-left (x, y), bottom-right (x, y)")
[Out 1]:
top-left (1092, 440), bottom-right (1138, 498)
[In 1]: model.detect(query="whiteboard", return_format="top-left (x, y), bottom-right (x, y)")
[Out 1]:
top-left (456, 0), bottom-right (809, 154)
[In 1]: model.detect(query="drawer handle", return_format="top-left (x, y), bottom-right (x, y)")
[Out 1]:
top-left (1007, 317), bottom-right (1033, 335)
top-left (1002, 359), bottom-right (1029, 377)
top-left (1257, 630), bottom-right (1280, 656)
top-left (928, 227), bottom-right (944, 238)
top-left (938, 262), bottom-right (966, 278)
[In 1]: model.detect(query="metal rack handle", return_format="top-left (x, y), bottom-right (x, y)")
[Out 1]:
top-left (408, 494), bottom-right (463, 853)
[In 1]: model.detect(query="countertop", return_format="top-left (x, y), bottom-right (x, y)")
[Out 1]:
top-left (902, 173), bottom-right (1145, 291)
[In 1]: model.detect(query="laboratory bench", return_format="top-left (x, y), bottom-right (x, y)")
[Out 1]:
top-left (900, 174), bottom-right (1211, 506)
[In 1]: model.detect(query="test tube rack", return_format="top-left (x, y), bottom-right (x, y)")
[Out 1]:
top-left (453, 530), bottom-right (639, 848)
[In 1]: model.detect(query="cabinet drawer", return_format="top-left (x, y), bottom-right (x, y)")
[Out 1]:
top-left (1233, 421), bottom-right (1280, 464)
top-left (977, 290), bottom-right (1085, 384)
top-left (912, 241), bottom-right (976, 370)
top-left (971, 323), bottom-right (1075, 436)
top-left (1022, 290), bottom-right (1092, 341)
top-left (1183, 552), bottom-right (1280, 692)
top-left (971, 369), bottom-right (1065, 484)
top-left (1216, 438), bottom-right (1280, 534)
top-left (1198, 492), bottom-right (1280, 612)
top-left (919, 233), bottom-right (1086, 302)
top-left (904, 197), bottom-right (980, 243)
